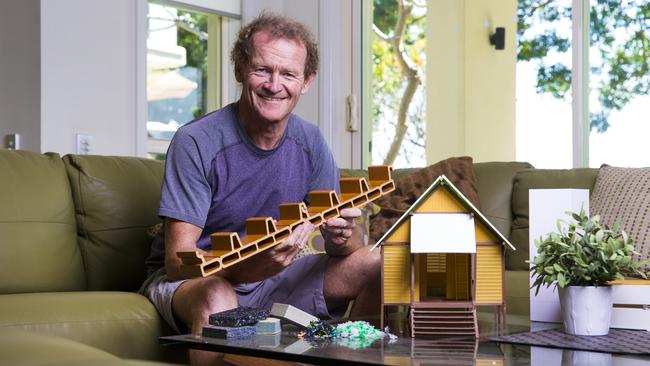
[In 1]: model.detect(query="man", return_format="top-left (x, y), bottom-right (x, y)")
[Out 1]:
top-left (140, 12), bottom-right (380, 354)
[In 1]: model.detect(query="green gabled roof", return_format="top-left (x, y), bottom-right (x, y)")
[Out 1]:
top-left (370, 174), bottom-right (516, 251)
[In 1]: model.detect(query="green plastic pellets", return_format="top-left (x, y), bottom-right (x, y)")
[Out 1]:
top-left (334, 321), bottom-right (384, 341)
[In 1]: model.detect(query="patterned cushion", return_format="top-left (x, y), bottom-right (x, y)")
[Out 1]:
top-left (590, 165), bottom-right (650, 261)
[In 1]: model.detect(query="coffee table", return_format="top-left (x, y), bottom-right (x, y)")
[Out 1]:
top-left (159, 314), bottom-right (650, 365)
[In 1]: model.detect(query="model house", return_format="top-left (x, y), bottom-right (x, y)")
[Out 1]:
top-left (372, 175), bottom-right (515, 338)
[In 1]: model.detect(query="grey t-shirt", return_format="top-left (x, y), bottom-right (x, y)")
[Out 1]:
top-left (146, 103), bottom-right (339, 275)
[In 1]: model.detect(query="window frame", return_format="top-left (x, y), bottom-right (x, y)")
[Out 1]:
top-left (572, 0), bottom-right (590, 168)
top-left (136, 0), bottom-right (241, 158)
top-left (526, 0), bottom-right (646, 168)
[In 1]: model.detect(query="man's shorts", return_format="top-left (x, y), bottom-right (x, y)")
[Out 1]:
top-left (139, 254), bottom-right (339, 333)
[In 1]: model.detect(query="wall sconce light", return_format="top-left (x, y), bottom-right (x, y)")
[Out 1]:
top-left (489, 27), bottom-right (505, 50)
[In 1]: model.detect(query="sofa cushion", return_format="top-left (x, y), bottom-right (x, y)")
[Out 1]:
top-left (0, 292), bottom-right (172, 360)
top-left (0, 150), bottom-right (85, 293)
top-left (369, 156), bottom-right (479, 243)
top-left (591, 165), bottom-right (650, 262)
top-left (0, 328), bottom-right (118, 365)
top-left (504, 270), bottom-right (531, 316)
top-left (509, 168), bottom-right (598, 270)
top-left (473, 161), bottom-right (534, 241)
top-left (64, 155), bottom-right (164, 291)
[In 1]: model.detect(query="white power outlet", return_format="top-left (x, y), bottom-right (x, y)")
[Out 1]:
top-left (76, 133), bottom-right (94, 155)
top-left (5, 133), bottom-right (20, 150)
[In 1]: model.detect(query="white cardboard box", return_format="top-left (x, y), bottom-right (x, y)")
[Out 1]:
top-left (529, 189), bottom-right (590, 323)
top-left (611, 284), bottom-right (650, 331)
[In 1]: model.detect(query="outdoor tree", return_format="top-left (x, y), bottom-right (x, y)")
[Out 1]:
top-left (518, 0), bottom-right (649, 132)
top-left (177, 10), bottom-right (208, 118)
top-left (372, 0), bottom-right (426, 166)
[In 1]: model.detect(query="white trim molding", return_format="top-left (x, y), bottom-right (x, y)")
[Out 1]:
top-left (135, 0), bottom-right (148, 157)
top-left (572, 0), bottom-right (590, 168)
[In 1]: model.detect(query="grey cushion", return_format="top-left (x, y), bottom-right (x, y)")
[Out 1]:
top-left (509, 168), bottom-right (598, 270)
top-left (474, 161), bottom-right (534, 241)
top-left (591, 165), bottom-right (650, 262)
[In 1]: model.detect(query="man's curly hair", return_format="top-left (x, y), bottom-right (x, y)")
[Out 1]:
top-left (231, 12), bottom-right (319, 78)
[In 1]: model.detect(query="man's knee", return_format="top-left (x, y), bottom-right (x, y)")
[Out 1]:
top-left (173, 275), bottom-right (238, 328)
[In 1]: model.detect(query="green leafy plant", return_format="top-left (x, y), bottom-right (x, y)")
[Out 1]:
top-left (529, 209), bottom-right (647, 295)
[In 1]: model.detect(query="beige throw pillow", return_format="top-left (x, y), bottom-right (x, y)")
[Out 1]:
top-left (590, 165), bottom-right (650, 262)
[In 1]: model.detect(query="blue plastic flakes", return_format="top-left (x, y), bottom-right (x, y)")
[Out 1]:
top-left (303, 320), bottom-right (335, 340)
top-left (202, 325), bottom-right (256, 339)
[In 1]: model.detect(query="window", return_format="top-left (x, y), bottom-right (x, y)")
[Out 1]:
top-left (587, 0), bottom-right (649, 167)
top-left (146, 2), bottom-right (220, 159)
top-left (367, 0), bottom-right (427, 168)
top-left (516, 0), bottom-right (573, 168)
top-left (517, 0), bottom-right (649, 168)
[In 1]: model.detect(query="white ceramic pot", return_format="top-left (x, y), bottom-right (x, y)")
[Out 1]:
top-left (558, 286), bottom-right (613, 335)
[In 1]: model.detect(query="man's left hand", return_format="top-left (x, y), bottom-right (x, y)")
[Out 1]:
top-left (321, 207), bottom-right (363, 256)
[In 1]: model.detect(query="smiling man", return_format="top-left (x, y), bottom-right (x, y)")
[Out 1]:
top-left (140, 13), bottom-right (380, 365)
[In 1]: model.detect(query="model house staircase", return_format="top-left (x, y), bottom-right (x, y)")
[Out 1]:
top-left (410, 303), bottom-right (478, 338)
top-left (411, 338), bottom-right (477, 365)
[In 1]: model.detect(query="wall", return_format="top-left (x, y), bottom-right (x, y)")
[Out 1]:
top-left (3, 1), bottom-right (515, 162)
top-left (426, 0), bottom-right (516, 164)
top-left (40, 0), bottom-right (140, 156)
top-left (0, 0), bottom-right (41, 151)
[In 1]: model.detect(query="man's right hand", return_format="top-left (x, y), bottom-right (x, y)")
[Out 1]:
top-left (222, 221), bottom-right (315, 284)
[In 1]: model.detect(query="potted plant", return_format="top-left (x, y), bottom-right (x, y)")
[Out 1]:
top-left (529, 209), bottom-right (647, 335)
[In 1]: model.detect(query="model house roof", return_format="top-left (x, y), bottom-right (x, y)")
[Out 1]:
top-left (371, 174), bottom-right (516, 251)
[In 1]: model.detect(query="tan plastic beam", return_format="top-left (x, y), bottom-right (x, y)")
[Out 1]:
top-left (176, 165), bottom-right (395, 278)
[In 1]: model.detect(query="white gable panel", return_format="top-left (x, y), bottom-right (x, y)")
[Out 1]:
top-left (410, 213), bottom-right (476, 253)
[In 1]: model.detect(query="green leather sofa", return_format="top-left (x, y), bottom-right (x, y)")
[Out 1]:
top-left (0, 150), bottom-right (182, 365)
top-left (0, 149), bottom-right (598, 364)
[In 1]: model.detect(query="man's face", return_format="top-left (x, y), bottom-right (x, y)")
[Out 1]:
top-left (237, 31), bottom-right (315, 125)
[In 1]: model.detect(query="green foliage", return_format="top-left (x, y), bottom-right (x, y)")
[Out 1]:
top-left (373, 0), bottom-right (398, 36)
top-left (517, 0), bottom-right (650, 132)
top-left (177, 10), bottom-right (208, 115)
top-left (529, 209), bottom-right (647, 294)
top-left (536, 64), bottom-right (571, 99)
top-left (518, 32), bottom-right (570, 62)
top-left (371, 0), bottom-right (426, 166)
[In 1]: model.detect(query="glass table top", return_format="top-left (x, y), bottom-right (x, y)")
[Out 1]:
top-left (159, 313), bottom-right (650, 365)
